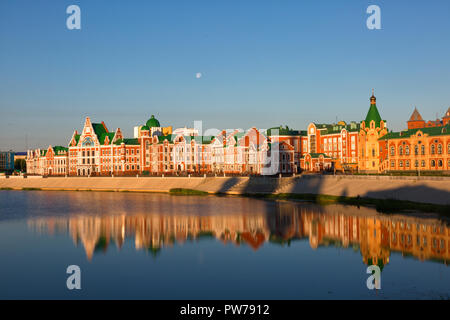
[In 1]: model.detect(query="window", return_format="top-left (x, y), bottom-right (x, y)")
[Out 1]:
top-left (431, 145), bottom-right (435, 155)
top-left (437, 144), bottom-right (442, 154)
top-left (399, 146), bottom-right (403, 155)
top-left (399, 160), bottom-right (403, 167)
top-left (431, 160), bottom-right (436, 167)
top-left (390, 146), bottom-right (395, 156)
top-left (391, 160), bottom-right (395, 168)
top-left (438, 160), bottom-right (443, 167)
top-left (448, 144), bottom-right (450, 154)
top-left (414, 145), bottom-right (418, 155)
top-left (405, 146), bottom-right (410, 155)
top-left (415, 160), bottom-right (419, 168)
top-left (421, 145), bottom-right (425, 155)
top-left (421, 160), bottom-right (425, 167)
top-left (406, 160), bottom-right (410, 167)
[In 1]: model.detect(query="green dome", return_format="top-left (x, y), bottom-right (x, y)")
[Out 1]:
top-left (146, 115), bottom-right (160, 128)
top-left (141, 125), bottom-right (150, 131)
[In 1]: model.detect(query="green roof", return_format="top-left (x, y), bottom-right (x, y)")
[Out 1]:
top-left (380, 124), bottom-right (450, 140)
top-left (99, 132), bottom-right (115, 145)
top-left (315, 122), bottom-right (360, 135)
top-left (53, 146), bottom-right (68, 155)
top-left (157, 135), bottom-right (175, 144)
top-left (92, 123), bottom-right (108, 138)
top-left (267, 126), bottom-right (305, 136)
top-left (303, 153), bottom-right (332, 159)
top-left (364, 104), bottom-right (383, 127)
top-left (141, 125), bottom-right (150, 131)
top-left (146, 115), bottom-right (160, 128)
top-left (123, 138), bottom-right (139, 145)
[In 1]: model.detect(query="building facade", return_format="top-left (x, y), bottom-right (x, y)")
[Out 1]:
top-left (0, 151), bottom-right (15, 172)
top-left (25, 92), bottom-right (450, 176)
top-left (379, 124), bottom-right (450, 173)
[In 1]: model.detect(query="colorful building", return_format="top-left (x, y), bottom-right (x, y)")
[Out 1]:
top-left (25, 91), bottom-right (449, 175)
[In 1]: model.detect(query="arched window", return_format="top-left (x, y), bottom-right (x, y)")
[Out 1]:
top-left (390, 146), bottom-right (395, 156)
top-left (372, 149), bottom-right (375, 157)
top-left (431, 160), bottom-right (436, 167)
top-left (405, 146), bottom-right (410, 155)
top-left (431, 145), bottom-right (435, 155)
top-left (399, 160), bottom-right (403, 167)
top-left (414, 145), bottom-right (419, 155)
top-left (415, 160), bottom-right (419, 168)
top-left (438, 160), bottom-right (443, 167)
top-left (406, 160), bottom-right (410, 167)
top-left (437, 144), bottom-right (442, 154)
top-left (421, 145), bottom-right (425, 155)
top-left (448, 143), bottom-right (450, 154)
top-left (399, 146), bottom-right (403, 156)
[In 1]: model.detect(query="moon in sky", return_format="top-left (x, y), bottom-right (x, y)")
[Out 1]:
top-left (196, 73), bottom-right (202, 79)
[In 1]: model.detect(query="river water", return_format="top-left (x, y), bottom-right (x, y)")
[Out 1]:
top-left (0, 190), bottom-right (449, 299)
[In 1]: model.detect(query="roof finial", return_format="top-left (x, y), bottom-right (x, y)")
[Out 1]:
top-left (370, 89), bottom-right (376, 104)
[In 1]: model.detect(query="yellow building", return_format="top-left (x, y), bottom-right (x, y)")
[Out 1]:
top-left (359, 91), bottom-right (388, 173)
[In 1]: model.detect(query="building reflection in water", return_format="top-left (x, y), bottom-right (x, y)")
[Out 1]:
top-left (27, 200), bottom-right (449, 268)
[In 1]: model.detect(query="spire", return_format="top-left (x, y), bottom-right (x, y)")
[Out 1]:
top-left (370, 89), bottom-right (376, 105)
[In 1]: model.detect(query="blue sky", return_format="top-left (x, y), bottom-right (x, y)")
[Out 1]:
top-left (1, 0), bottom-right (450, 150)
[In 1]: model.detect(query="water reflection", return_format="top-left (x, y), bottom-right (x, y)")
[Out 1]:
top-left (27, 197), bottom-right (450, 268)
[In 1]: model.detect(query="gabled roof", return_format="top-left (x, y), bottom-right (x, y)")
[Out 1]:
top-left (92, 122), bottom-right (108, 139)
top-left (408, 108), bottom-right (424, 121)
top-left (99, 132), bottom-right (115, 145)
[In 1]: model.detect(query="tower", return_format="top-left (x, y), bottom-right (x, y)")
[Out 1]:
top-left (359, 90), bottom-right (388, 173)
top-left (407, 107), bottom-right (426, 129)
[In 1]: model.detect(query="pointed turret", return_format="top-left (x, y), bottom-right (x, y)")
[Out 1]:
top-left (409, 107), bottom-right (423, 121)
top-left (407, 107), bottom-right (426, 129)
top-left (364, 90), bottom-right (383, 128)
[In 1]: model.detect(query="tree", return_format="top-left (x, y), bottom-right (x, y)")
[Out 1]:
top-left (14, 159), bottom-right (26, 172)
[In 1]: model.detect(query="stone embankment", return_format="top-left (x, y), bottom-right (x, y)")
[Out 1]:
top-left (1, 175), bottom-right (449, 205)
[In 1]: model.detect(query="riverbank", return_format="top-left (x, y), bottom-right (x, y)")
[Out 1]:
top-left (1, 175), bottom-right (450, 212)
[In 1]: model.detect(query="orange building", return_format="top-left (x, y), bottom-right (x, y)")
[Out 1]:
top-left (379, 124), bottom-right (450, 172)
